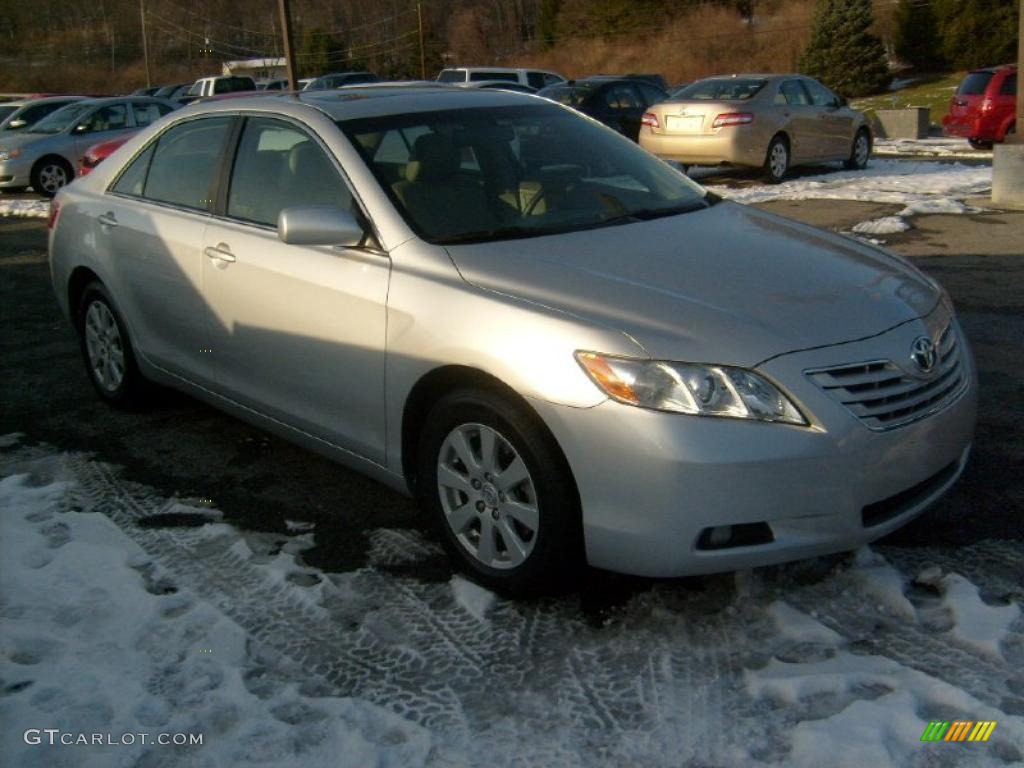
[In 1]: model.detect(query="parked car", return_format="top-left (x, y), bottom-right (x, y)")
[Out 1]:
top-left (942, 65), bottom-right (1017, 149)
top-left (0, 96), bottom-right (176, 196)
top-left (438, 67), bottom-right (565, 90)
top-left (153, 83), bottom-right (190, 99)
top-left (538, 76), bottom-right (668, 141)
top-left (131, 86), bottom-right (161, 96)
top-left (79, 135), bottom-right (130, 176)
top-left (594, 73), bottom-right (670, 91)
top-left (304, 72), bottom-right (381, 90)
top-left (459, 81), bottom-right (537, 94)
top-left (0, 96), bottom-right (88, 133)
top-left (260, 79), bottom-right (290, 90)
top-left (49, 87), bottom-right (975, 595)
top-left (639, 74), bottom-right (872, 182)
top-left (185, 76), bottom-right (257, 100)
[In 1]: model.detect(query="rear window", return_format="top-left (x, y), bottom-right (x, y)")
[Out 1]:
top-left (957, 71), bottom-right (994, 96)
top-left (1000, 73), bottom-right (1017, 96)
top-left (470, 71), bottom-right (517, 82)
top-left (674, 78), bottom-right (766, 101)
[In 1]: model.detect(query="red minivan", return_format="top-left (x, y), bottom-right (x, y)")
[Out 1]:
top-left (943, 65), bottom-right (1017, 149)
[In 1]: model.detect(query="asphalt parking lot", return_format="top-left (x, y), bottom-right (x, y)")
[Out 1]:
top-left (1, 190), bottom-right (1021, 598)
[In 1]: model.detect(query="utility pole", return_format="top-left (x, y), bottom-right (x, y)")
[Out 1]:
top-left (278, 0), bottom-right (299, 91)
top-left (417, 2), bottom-right (426, 80)
top-left (140, 0), bottom-right (151, 87)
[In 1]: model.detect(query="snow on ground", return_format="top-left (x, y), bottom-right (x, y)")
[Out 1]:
top-left (874, 137), bottom-right (993, 160)
top-left (703, 159), bottom-right (991, 240)
top-left (0, 198), bottom-right (48, 218)
top-left (2, 439), bottom-right (1023, 767)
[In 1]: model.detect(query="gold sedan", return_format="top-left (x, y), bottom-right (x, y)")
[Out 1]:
top-left (640, 74), bottom-right (872, 183)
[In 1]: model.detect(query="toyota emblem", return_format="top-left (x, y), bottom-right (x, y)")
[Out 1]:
top-left (911, 336), bottom-right (937, 374)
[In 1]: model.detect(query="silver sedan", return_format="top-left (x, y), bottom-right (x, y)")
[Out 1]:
top-left (49, 89), bottom-right (976, 595)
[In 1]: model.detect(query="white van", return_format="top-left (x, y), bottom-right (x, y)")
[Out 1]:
top-left (185, 75), bottom-right (257, 99)
top-left (436, 67), bottom-right (566, 90)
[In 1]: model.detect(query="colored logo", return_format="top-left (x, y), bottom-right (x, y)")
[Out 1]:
top-left (921, 721), bottom-right (997, 742)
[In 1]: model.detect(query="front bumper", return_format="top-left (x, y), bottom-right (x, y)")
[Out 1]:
top-left (531, 313), bottom-right (978, 578)
top-left (639, 125), bottom-right (765, 166)
top-left (0, 156), bottom-right (33, 187)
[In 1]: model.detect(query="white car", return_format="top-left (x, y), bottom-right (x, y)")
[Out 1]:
top-left (437, 67), bottom-right (565, 90)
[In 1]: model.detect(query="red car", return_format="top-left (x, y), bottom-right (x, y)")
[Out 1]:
top-left (943, 65), bottom-right (1017, 149)
top-left (79, 136), bottom-right (129, 176)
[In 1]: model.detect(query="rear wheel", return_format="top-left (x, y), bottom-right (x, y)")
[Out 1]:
top-left (416, 388), bottom-right (582, 596)
top-left (31, 156), bottom-right (73, 198)
top-left (844, 129), bottom-right (871, 170)
top-left (77, 282), bottom-right (150, 409)
top-left (763, 135), bottom-right (790, 183)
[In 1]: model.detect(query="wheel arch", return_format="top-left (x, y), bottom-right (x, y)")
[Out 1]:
top-left (67, 266), bottom-right (102, 330)
top-left (400, 364), bottom-right (579, 501)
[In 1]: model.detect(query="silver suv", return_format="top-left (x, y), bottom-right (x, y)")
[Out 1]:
top-left (49, 88), bottom-right (976, 595)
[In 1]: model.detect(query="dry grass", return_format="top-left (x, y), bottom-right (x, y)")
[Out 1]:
top-left (512, 0), bottom-right (816, 86)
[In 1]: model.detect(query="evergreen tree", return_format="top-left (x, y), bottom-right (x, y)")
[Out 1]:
top-left (798, 0), bottom-right (890, 97)
top-left (893, 0), bottom-right (943, 69)
top-left (933, 0), bottom-right (1018, 69)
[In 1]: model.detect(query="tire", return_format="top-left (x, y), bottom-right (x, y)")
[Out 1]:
top-left (844, 129), bottom-right (871, 170)
top-left (77, 282), bottom-right (150, 409)
top-left (763, 135), bottom-right (790, 183)
top-left (968, 139), bottom-right (993, 150)
top-left (30, 156), bottom-right (73, 198)
top-left (416, 387), bottom-right (582, 596)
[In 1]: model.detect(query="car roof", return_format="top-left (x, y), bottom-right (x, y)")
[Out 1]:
top-left (171, 87), bottom-right (538, 122)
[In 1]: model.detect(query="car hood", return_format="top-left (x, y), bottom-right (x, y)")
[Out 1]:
top-left (445, 202), bottom-right (939, 367)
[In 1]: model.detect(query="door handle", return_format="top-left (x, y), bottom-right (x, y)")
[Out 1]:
top-left (204, 244), bottom-right (236, 263)
top-left (97, 212), bottom-right (118, 227)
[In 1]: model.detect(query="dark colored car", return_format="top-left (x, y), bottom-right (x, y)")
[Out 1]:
top-left (942, 65), bottom-right (1017, 149)
top-left (304, 72), bottom-right (381, 90)
top-left (153, 83), bottom-right (189, 99)
top-left (537, 77), bottom-right (668, 141)
top-left (132, 86), bottom-right (161, 96)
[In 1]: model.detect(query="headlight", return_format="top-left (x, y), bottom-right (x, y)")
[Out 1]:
top-left (576, 352), bottom-right (807, 425)
top-left (0, 148), bottom-right (22, 162)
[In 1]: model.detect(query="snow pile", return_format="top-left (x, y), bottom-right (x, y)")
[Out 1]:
top-left (851, 216), bottom-right (911, 235)
top-left (450, 575), bottom-right (496, 622)
top-left (874, 137), bottom-right (993, 159)
top-left (0, 197), bottom-right (49, 218)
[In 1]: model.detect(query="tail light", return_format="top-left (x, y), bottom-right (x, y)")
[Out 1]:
top-left (47, 199), bottom-right (61, 230)
top-left (980, 99), bottom-right (994, 113)
top-left (712, 112), bottom-right (754, 128)
top-left (641, 112), bottom-right (660, 129)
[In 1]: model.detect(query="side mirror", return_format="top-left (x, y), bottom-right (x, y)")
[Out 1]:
top-left (74, 123), bottom-right (89, 133)
top-left (278, 205), bottom-right (364, 247)
top-left (8, 118), bottom-right (26, 129)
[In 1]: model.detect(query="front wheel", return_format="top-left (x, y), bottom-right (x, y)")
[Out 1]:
top-left (31, 157), bottom-right (73, 198)
top-left (844, 129), bottom-right (871, 170)
top-left (763, 135), bottom-right (790, 183)
top-left (416, 388), bottom-right (582, 596)
top-left (77, 282), bottom-right (150, 409)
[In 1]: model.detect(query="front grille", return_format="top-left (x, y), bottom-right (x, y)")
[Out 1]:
top-left (807, 324), bottom-right (967, 431)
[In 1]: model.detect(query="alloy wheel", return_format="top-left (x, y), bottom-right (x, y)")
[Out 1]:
top-left (770, 142), bottom-right (788, 179)
top-left (854, 133), bottom-right (869, 167)
top-left (84, 300), bottom-right (126, 392)
top-left (436, 422), bottom-right (539, 570)
top-left (38, 163), bottom-right (69, 195)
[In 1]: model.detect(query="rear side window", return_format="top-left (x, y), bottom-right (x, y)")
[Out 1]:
top-left (1000, 73), bottom-right (1017, 96)
top-left (227, 117), bottom-right (353, 228)
top-left (471, 71), bottom-right (517, 82)
top-left (958, 72), bottom-right (994, 96)
top-left (112, 144), bottom-right (156, 197)
top-left (143, 117), bottom-right (234, 210)
top-left (527, 72), bottom-right (546, 90)
top-left (604, 84), bottom-right (640, 109)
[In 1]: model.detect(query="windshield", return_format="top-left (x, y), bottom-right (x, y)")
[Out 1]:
top-left (674, 78), bottom-right (767, 101)
top-left (341, 103), bottom-right (711, 245)
top-left (29, 103), bottom-right (92, 134)
top-left (437, 70), bottom-right (466, 83)
top-left (0, 105), bottom-right (17, 124)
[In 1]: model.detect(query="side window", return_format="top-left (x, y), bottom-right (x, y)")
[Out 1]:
top-left (227, 117), bottom-right (353, 228)
top-left (143, 116), bottom-right (234, 210)
top-left (112, 144), bottom-right (156, 197)
top-left (132, 102), bottom-right (170, 128)
top-left (526, 72), bottom-right (546, 90)
top-left (604, 84), bottom-right (640, 110)
top-left (804, 79), bottom-right (838, 107)
top-left (80, 104), bottom-right (129, 133)
top-left (543, 73), bottom-right (562, 86)
top-left (1000, 74), bottom-right (1017, 96)
top-left (780, 80), bottom-right (810, 106)
top-left (637, 83), bottom-right (666, 107)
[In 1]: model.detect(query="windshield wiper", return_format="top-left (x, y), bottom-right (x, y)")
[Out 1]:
top-left (434, 225), bottom-right (551, 245)
top-left (589, 200), bottom-right (710, 228)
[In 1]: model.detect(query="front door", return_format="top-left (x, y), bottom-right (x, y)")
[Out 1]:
top-left (201, 116), bottom-right (390, 461)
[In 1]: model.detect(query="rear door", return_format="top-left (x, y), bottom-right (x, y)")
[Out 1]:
top-left (98, 115), bottom-right (236, 385)
top-left (200, 116), bottom-right (390, 461)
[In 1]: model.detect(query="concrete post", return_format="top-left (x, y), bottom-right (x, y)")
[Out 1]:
top-left (991, 0), bottom-right (1023, 208)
